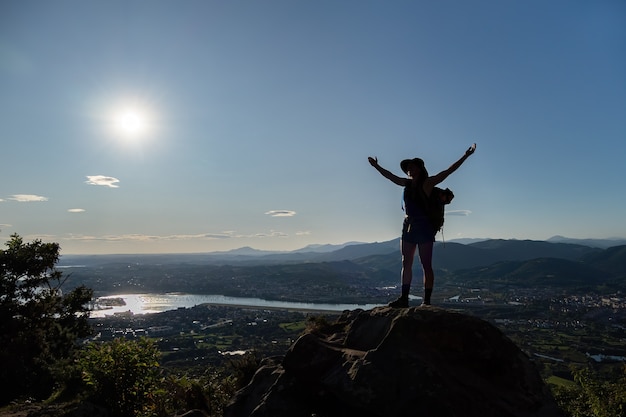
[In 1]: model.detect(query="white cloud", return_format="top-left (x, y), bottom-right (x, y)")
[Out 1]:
top-left (85, 175), bottom-right (120, 188)
top-left (265, 210), bottom-right (296, 217)
top-left (68, 208), bottom-right (86, 213)
top-left (66, 234), bottom-right (158, 242)
top-left (8, 194), bottom-right (48, 202)
top-left (201, 233), bottom-right (235, 239)
top-left (296, 231), bottom-right (312, 236)
top-left (65, 232), bottom-right (238, 242)
top-left (446, 210), bottom-right (472, 216)
top-left (255, 230), bottom-right (288, 238)
top-left (63, 229), bottom-right (293, 243)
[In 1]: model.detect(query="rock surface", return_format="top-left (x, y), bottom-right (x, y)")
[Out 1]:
top-left (224, 306), bottom-right (562, 417)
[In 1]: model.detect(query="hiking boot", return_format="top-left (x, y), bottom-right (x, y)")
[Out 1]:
top-left (388, 296), bottom-right (409, 308)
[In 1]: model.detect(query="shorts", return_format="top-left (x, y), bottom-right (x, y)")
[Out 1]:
top-left (402, 216), bottom-right (435, 244)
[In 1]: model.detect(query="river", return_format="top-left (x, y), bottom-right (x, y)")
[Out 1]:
top-left (91, 293), bottom-right (384, 318)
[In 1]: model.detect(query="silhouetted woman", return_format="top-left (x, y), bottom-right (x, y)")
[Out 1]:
top-left (368, 144), bottom-right (476, 307)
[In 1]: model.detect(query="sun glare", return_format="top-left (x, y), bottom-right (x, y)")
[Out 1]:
top-left (112, 106), bottom-right (151, 140)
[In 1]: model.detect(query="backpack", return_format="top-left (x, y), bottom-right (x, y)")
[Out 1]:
top-left (425, 187), bottom-right (454, 233)
top-left (404, 185), bottom-right (454, 234)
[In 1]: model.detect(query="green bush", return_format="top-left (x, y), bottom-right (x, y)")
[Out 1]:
top-left (78, 338), bottom-right (162, 417)
top-left (227, 352), bottom-right (262, 390)
top-left (305, 315), bottom-right (332, 334)
top-left (149, 372), bottom-right (237, 417)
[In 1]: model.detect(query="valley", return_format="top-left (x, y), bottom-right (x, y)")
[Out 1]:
top-left (73, 238), bottom-right (626, 388)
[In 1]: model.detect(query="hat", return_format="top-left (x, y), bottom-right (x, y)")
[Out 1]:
top-left (400, 158), bottom-right (425, 174)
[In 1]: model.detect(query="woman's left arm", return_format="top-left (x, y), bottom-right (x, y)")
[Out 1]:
top-left (428, 143), bottom-right (476, 186)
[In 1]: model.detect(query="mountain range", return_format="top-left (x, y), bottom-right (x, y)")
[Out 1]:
top-left (59, 236), bottom-right (626, 267)
top-left (60, 237), bottom-right (626, 296)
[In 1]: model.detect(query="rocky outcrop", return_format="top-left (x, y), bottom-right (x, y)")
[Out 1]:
top-left (224, 306), bottom-right (562, 417)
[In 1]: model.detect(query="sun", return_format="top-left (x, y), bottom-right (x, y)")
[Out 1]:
top-left (112, 106), bottom-right (151, 139)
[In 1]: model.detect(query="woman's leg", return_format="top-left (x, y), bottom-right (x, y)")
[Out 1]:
top-left (417, 241), bottom-right (434, 304)
top-left (390, 239), bottom-right (417, 307)
top-left (401, 239), bottom-right (417, 288)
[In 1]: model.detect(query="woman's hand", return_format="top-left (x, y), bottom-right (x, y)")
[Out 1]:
top-left (465, 143), bottom-right (477, 156)
top-left (368, 156), bottom-right (405, 185)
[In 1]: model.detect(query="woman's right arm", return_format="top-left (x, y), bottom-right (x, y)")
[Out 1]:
top-left (368, 157), bottom-right (406, 186)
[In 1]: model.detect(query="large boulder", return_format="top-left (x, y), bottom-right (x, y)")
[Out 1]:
top-left (225, 306), bottom-right (562, 417)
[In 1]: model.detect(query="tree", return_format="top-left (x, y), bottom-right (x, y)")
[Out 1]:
top-left (0, 234), bottom-right (93, 404)
top-left (552, 366), bottom-right (626, 417)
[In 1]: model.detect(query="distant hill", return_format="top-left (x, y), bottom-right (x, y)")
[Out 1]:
top-left (468, 239), bottom-right (598, 260)
top-left (350, 239), bottom-right (602, 273)
top-left (309, 239), bottom-right (398, 262)
top-left (222, 238), bottom-right (603, 266)
top-left (445, 257), bottom-right (616, 290)
top-left (60, 237), bottom-right (618, 268)
top-left (547, 235), bottom-right (626, 249)
top-left (59, 238), bottom-right (626, 295)
top-left (292, 242), bottom-right (366, 253)
top-left (61, 239), bottom-right (626, 300)
top-left (581, 245), bottom-right (626, 278)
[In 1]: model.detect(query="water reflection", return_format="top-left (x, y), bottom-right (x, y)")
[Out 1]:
top-left (91, 293), bottom-right (381, 318)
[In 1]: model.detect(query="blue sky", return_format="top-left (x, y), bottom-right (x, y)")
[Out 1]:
top-left (1, 0), bottom-right (624, 254)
